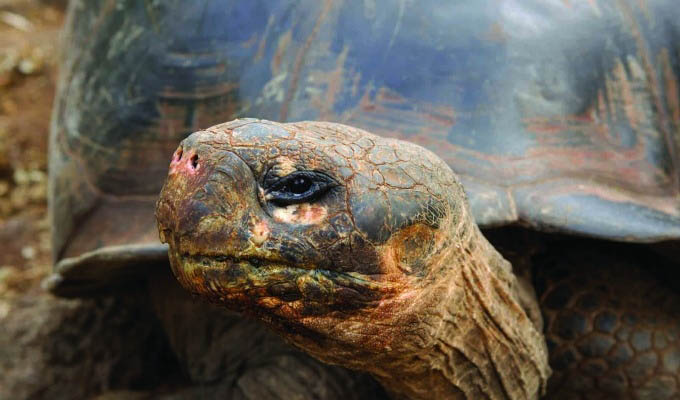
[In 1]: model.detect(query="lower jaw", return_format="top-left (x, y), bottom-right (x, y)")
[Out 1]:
top-left (168, 253), bottom-right (434, 398)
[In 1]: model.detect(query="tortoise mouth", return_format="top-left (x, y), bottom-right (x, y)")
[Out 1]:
top-left (182, 252), bottom-right (303, 272)
top-left (170, 251), bottom-right (395, 312)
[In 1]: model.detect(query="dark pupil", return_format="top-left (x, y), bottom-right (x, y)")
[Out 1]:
top-left (288, 177), bottom-right (312, 194)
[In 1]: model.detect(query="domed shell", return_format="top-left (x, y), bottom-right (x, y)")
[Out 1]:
top-left (48, 0), bottom-right (680, 295)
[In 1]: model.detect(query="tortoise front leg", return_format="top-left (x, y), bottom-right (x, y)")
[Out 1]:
top-left (535, 241), bottom-right (680, 400)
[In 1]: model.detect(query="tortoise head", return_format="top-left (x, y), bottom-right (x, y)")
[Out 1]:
top-left (155, 118), bottom-right (472, 363)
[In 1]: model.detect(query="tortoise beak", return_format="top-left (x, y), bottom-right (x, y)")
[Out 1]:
top-left (155, 136), bottom-right (261, 257)
top-left (156, 139), bottom-right (212, 241)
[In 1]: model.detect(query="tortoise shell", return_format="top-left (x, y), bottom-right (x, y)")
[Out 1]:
top-left (48, 0), bottom-right (680, 295)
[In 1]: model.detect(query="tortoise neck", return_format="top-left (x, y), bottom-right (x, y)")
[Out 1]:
top-left (372, 222), bottom-right (551, 400)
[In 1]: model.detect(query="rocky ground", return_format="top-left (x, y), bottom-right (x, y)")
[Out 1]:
top-left (0, 0), bottom-right (60, 312)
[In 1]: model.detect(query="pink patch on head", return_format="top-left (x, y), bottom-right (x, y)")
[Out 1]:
top-left (169, 146), bottom-right (200, 176)
top-left (273, 203), bottom-right (328, 225)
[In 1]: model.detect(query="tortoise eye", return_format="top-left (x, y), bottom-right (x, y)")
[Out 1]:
top-left (266, 171), bottom-right (336, 206)
top-left (288, 176), bottom-right (313, 194)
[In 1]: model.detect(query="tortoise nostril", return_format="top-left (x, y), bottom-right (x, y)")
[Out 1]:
top-left (173, 147), bottom-right (183, 162)
top-left (190, 154), bottom-right (199, 169)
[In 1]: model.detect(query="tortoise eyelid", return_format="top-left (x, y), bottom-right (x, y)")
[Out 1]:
top-left (264, 171), bottom-right (339, 206)
top-left (264, 170), bottom-right (338, 192)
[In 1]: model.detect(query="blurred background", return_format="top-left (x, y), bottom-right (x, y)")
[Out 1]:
top-left (0, 0), bottom-right (64, 314)
top-left (0, 1), bottom-right (75, 397)
top-left (0, 0), bottom-right (63, 301)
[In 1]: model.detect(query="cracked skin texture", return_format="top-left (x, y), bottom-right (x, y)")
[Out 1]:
top-left (156, 118), bottom-right (550, 399)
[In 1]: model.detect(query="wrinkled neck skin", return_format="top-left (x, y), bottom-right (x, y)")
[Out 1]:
top-left (286, 214), bottom-right (550, 400)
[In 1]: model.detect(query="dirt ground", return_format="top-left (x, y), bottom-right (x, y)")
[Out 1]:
top-left (0, 2), bottom-right (87, 398)
top-left (0, 0), bottom-right (63, 306)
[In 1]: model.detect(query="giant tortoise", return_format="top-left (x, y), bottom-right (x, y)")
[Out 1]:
top-left (48, 0), bottom-right (680, 399)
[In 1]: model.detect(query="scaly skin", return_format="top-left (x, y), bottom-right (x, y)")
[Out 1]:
top-left (155, 119), bottom-right (551, 399)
